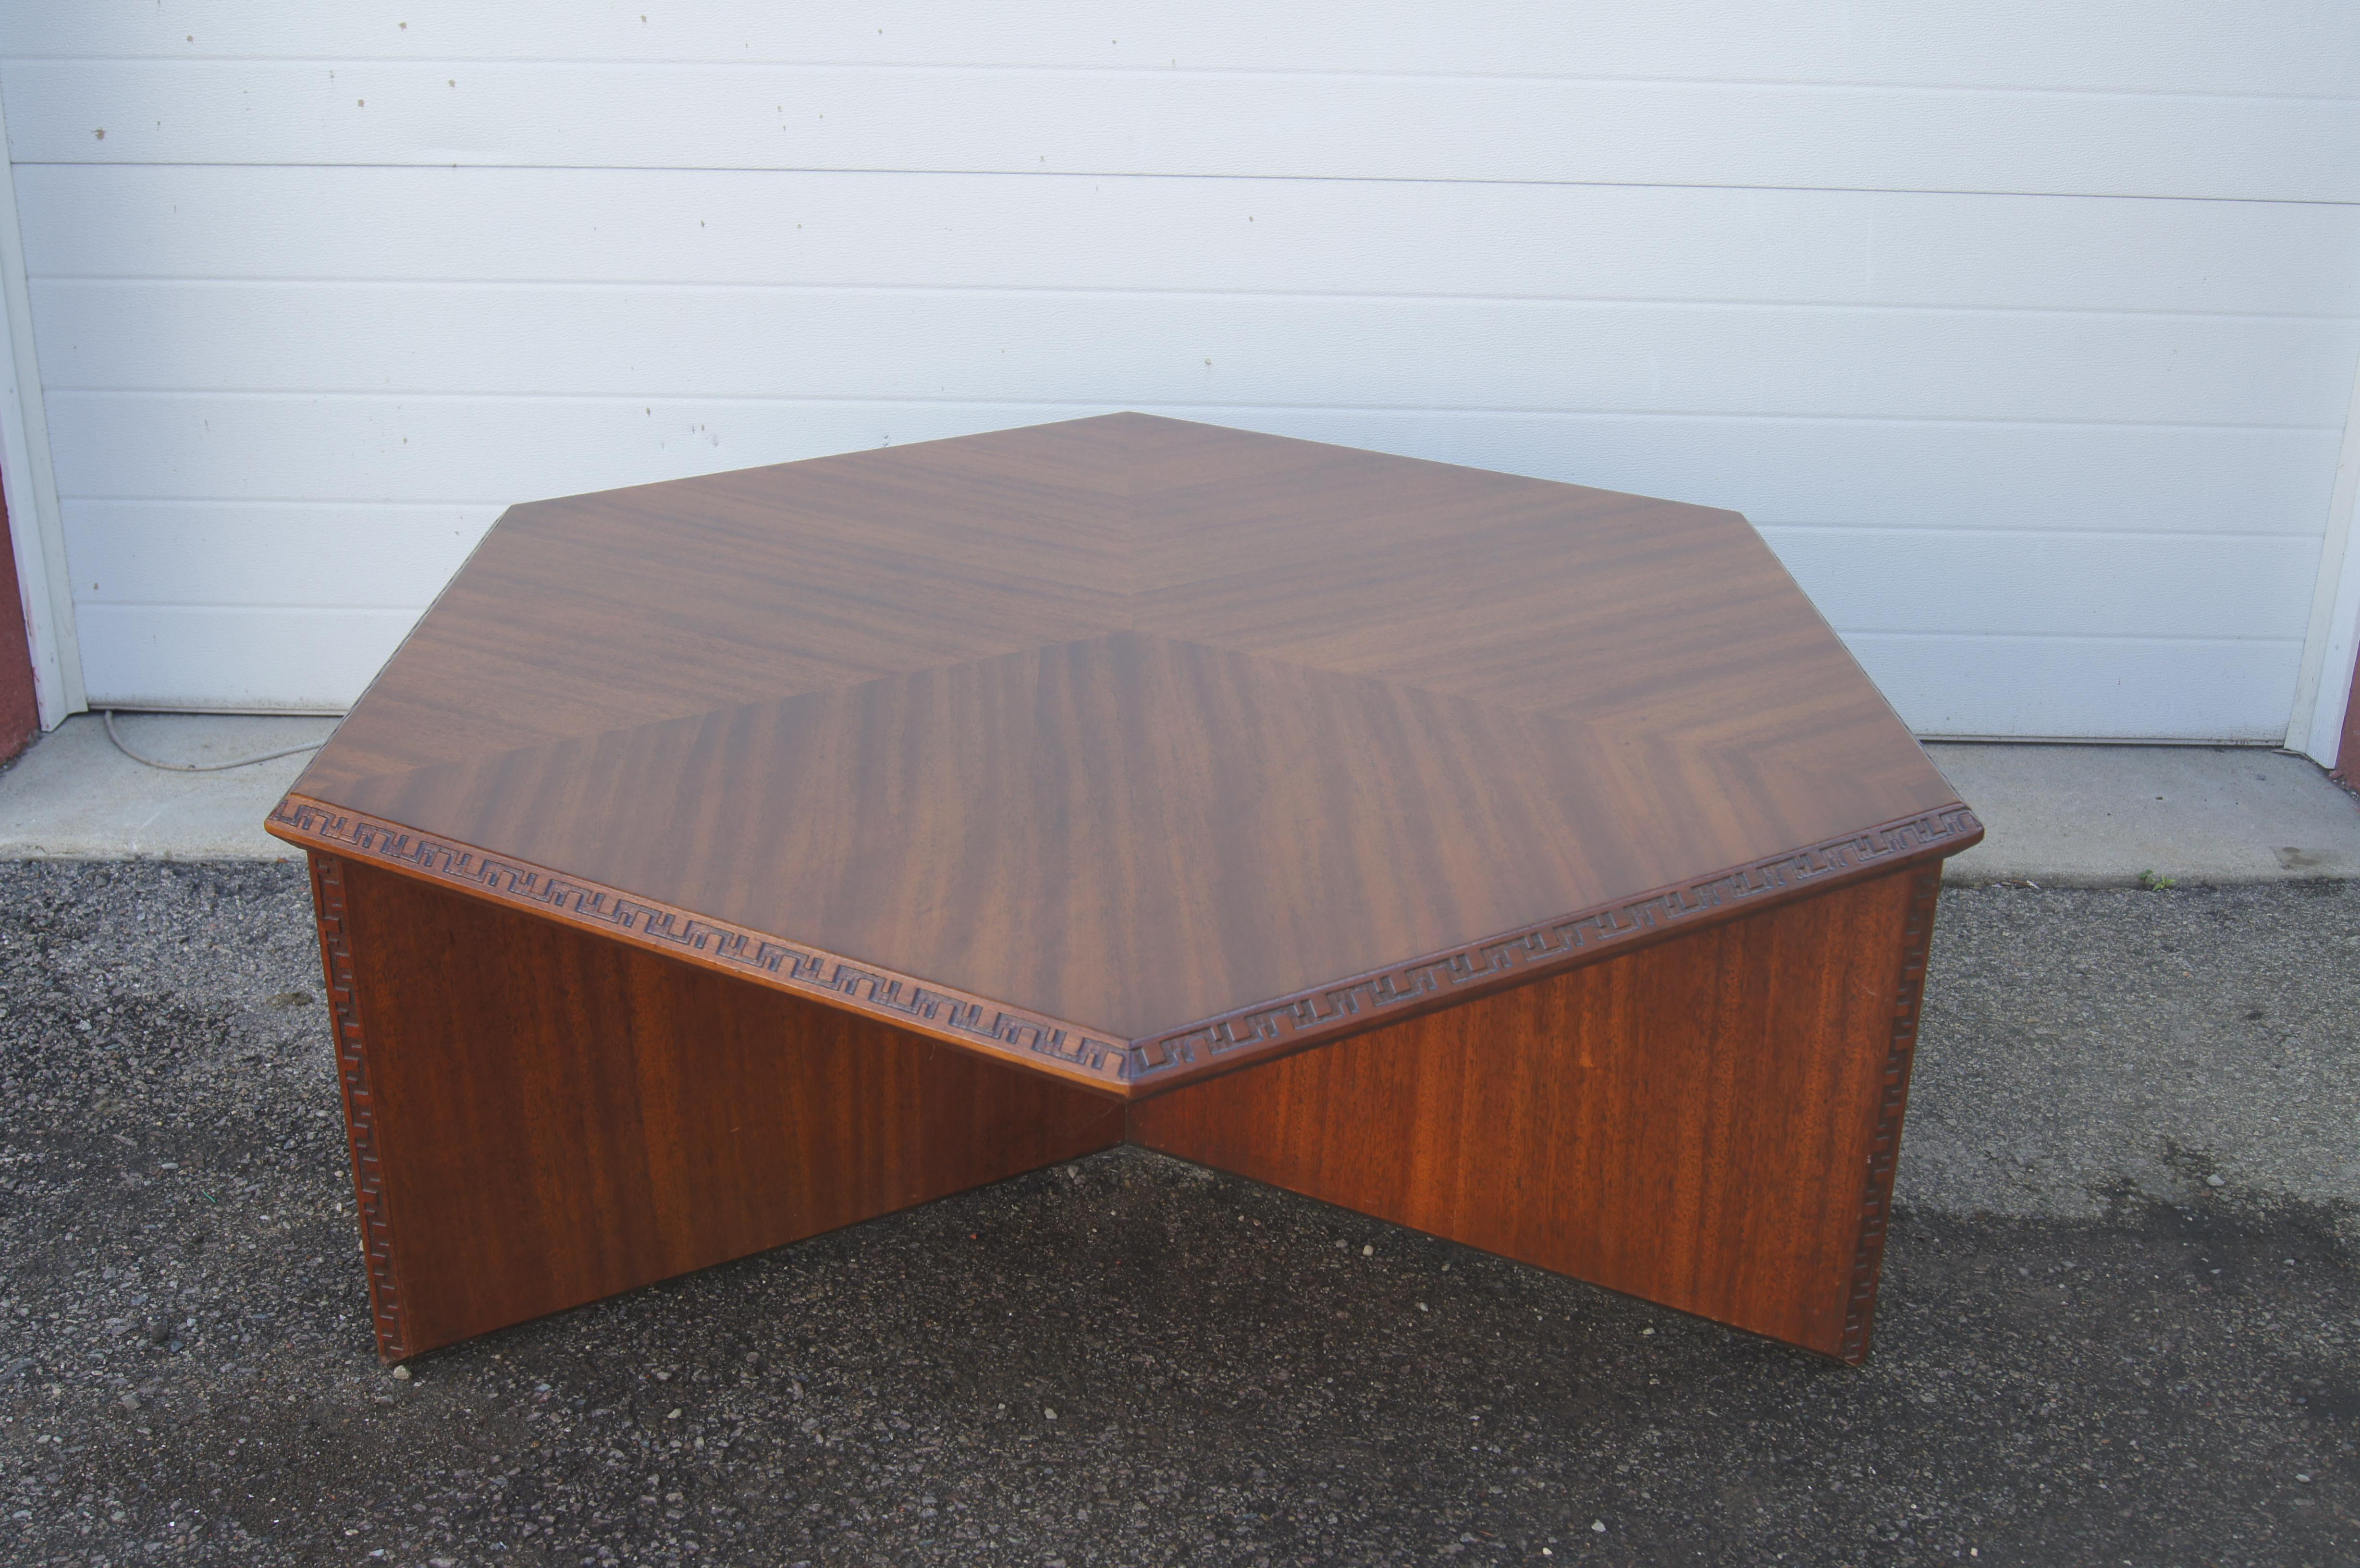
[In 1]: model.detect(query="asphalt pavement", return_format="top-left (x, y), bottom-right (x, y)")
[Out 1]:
top-left (0, 861), bottom-right (2353, 1567)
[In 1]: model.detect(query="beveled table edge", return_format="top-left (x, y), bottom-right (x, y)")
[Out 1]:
top-left (265, 793), bottom-right (1982, 1099)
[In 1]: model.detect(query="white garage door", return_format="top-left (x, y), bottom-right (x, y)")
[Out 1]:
top-left (5, 4), bottom-right (2359, 740)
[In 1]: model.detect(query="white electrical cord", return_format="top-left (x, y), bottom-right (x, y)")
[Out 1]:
top-left (102, 710), bottom-right (324, 773)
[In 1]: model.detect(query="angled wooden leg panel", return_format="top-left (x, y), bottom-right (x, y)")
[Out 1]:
top-left (1129, 864), bottom-right (1941, 1362)
top-left (310, 853), bottom-right (1126, 1360)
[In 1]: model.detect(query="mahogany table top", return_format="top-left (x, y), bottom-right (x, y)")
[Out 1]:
top-left (268, 414), bottom-right (1979, 1096)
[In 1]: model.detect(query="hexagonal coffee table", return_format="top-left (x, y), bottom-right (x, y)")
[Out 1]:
top-left (267, 414), bottom-right (1980, 1365)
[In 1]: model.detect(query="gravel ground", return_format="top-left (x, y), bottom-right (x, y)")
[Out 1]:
top-left (0, 863), bottom-right (2353, 1567)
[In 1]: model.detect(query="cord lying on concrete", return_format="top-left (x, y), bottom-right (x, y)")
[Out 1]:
top-left (102, 710), bottom-right (324, 773)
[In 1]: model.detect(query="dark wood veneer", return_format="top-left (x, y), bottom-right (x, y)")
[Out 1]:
top-left (317, 854), bottom-right (1122, 1360)
top-left (1131, 864), bottom-right (1937, 1362)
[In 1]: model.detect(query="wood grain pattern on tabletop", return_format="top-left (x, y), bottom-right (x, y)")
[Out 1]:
top-left (270, 413), bottom-right (1977, 1095)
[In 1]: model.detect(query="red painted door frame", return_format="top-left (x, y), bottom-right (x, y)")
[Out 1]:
top-left (0, 471), bottom-right (39, 762)
top-left (2336, 650), bottom-right (2360, 786)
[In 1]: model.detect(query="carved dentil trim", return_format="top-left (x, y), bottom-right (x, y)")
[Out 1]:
top-left (271, 796), bottom-right (1980, 1096)
top-left (1133, 806), bottom-right (1982, 1082)
top-left (1836, 863), bottom-right (1942, 1365)
top-left (271, 798), bottom-right (1133, 1090)
top-left (308, 852), bottom-right (410, 1362)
